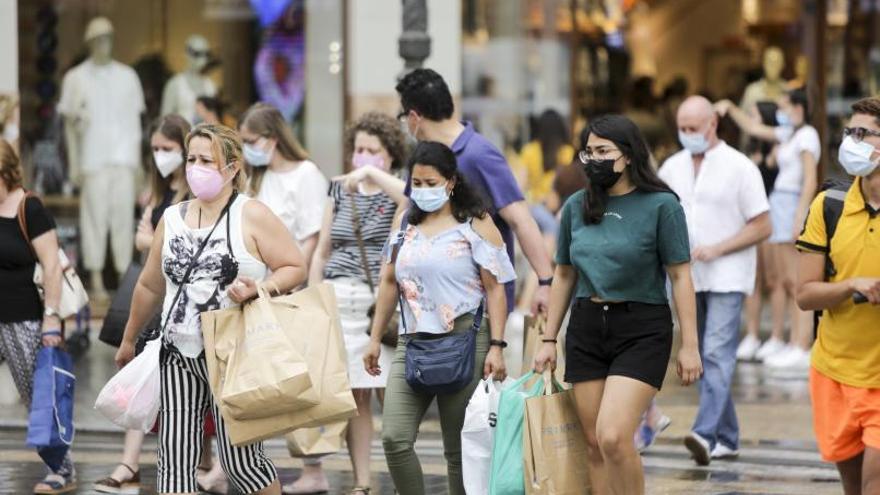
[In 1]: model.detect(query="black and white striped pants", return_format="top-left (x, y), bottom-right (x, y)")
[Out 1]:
top-left (158, 345), bottom-right (277, 494)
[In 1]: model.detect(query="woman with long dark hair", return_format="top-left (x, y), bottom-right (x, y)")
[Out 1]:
top-left (534, 115), bottom-right (702, 494)
top-left (364, 141), bottom-right (513, 495)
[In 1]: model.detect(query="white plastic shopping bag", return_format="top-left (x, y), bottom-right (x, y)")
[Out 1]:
top-left (462, 377), bottom-right (514, 495)
top-left (94, 339), bottom-right (161, 432)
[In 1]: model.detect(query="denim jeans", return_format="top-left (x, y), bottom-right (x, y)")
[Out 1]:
top-left (692, 292), bottom-right (745, 450)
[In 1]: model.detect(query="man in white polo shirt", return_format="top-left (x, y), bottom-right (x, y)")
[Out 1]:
top-left (659, 96), bottom-right (771, 466)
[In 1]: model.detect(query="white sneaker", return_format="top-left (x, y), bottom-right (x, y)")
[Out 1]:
top-left (710, 443), bottom-right (740, 459)
top-left (736, 334), bottom-right (761, 361)
top-left (766, 347), bottom-right (810, 370)
top-left (755, 338), bottom-right (788, 362)
top-left (684, 432), bottom-right (711, 466)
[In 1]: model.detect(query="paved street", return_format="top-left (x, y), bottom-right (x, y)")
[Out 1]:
top-left (0, 319), bottom-right (842, 494)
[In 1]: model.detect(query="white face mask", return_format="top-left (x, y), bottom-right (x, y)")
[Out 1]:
top-left (838, 136), bottom-right (880, 177)
top-left (153, 150), bottom-right (184, 178)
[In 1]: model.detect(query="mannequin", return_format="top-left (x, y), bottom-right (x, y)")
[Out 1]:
top-left (161, 35), bottom-right (216, 123)
top-left (740, 46), bottom-right (787, 112)
top-left (58, 17), bottom-right (144, 299)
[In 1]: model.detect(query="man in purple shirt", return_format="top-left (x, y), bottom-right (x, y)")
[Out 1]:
top-left (396, 68), bottom-right (554, 313)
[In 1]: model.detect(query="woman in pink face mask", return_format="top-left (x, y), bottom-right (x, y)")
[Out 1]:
top-left (300, 113), bottom-right (408, 495)
top-left (114, 124), bottom-right (306, 495)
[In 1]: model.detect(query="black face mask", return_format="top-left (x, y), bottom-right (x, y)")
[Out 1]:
top-left (583, 158), bottom-right (623, 189)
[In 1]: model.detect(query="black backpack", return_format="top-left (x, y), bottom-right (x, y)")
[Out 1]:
top-left (812, 178), bottom-right (853, 336)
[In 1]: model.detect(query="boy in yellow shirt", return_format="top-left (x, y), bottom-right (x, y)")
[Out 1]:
top-left (796, 97), bottom-right (880, 494)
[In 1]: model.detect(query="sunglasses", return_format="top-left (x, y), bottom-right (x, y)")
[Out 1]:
top-left (844, 126), bottom-right (880, 142)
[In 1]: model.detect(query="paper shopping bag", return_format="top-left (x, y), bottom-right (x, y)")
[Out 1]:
top-left (203, 282), bottom-right (357, 446)
top-left (285, 421), bottom-right (348, 457)
top-left (220, 286), bottom-right (318, 420)
top-left (521, 315), bottom-right (566, 381)
top-left (522, 373), bottom-right (589, 494)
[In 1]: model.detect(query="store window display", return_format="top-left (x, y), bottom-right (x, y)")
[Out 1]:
top-left (161, 35), bottom-right (217, 124)
top-left (58, 17), bottom-right (145, 299)
top-left (740, 47), bottom-right (788, 114)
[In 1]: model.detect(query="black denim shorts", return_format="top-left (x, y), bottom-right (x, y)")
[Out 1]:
top-left (565, 298), bottom-right (673, 390)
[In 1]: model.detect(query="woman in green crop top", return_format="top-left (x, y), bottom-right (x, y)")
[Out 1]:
top-left (534, 115), bottom-right (703, 495)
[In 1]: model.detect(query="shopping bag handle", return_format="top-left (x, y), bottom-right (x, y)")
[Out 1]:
top-left (541, 369), bottom-right (564, 396)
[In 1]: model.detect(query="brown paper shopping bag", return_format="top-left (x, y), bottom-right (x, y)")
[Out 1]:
top-left (522, 373), bottom-right (590, 494)
top-left (220, 286), bottom-right (318, 420)
top-left (203, 282), bottom-right (357, 446)
top-left (521, 315), bottom-right (566, 381)
top-left (285, 421), bottom-right (348, 456)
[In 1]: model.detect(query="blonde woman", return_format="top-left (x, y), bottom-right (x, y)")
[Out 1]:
top-left (115, 124), bottom-right (307, 495)
top-left (239, 103), bottom-right (328, 267)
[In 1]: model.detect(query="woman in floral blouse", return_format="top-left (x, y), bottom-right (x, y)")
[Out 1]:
top-left (364, 141), bottom-right (515, 495)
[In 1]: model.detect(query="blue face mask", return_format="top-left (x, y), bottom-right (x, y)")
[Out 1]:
top-left (678, 130), bottom-right (710, 155)
top-left (243, 142), bottom-right (272, 167)
top-left (410, 183), bottom-right (450, 212)
top-left (775, 110), bottom-right (792, 127)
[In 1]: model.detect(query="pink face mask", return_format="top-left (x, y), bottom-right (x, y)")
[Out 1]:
top-left (186, 164), bottom-right (232, 201)
top-left (352, 152), bottom-right (386, 170)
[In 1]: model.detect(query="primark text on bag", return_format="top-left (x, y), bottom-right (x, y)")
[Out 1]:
top-left (523, 372), bottom-right (590, 494)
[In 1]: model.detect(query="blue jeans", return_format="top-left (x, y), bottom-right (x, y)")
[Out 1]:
top-left (692, 292), bottom-right (745, 450)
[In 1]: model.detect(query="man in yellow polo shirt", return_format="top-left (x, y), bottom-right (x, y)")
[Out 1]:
top-left (796, 97), bottom-right (880, 494)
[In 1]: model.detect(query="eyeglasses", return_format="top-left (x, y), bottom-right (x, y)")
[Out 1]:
top-left (578, 147), bottom-right (622, 164)
top-left (843, 127), bottom-right (880, 142)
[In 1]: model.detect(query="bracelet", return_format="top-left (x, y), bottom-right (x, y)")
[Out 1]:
top-left (538, 277), bottom-right (554, 287)
top-left (42, 330), bottom-right (62, 337)
top-left (489, 339), bottom-right (508, 348)
top-left (542, 338), bottom-right (557, 343)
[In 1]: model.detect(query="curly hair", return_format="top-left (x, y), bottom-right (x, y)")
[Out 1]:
top-left (0, 138), bottom-right (22, 191)
top-left (344, 112), bottom-right (409, 171)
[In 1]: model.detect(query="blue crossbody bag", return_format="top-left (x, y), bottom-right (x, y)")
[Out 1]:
top-left (390, 213), bottom-right (483, 395)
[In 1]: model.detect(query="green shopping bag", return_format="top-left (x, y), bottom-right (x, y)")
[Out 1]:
top-left (488, 371), bottom-right (546, 495)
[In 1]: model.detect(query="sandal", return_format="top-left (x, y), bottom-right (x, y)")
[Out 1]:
top-left (350, 487), bottom-right (371, 494)
top-left (33, 472), bottom-right (77, 494)
top-left (93, 463), bottom-right (140, 494)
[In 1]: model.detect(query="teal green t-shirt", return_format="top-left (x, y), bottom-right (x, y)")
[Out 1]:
top-left (556, 189), bottom-right (690, 304)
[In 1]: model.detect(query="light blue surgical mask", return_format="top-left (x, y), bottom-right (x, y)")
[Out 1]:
top-left (678, 130), bottom-right (710, 155)
top-left (410, 183), bottom-right (450, 212)
top-left (838, 136), bottom-right (880, 177)
top-left (775, 110), bottom-right (792, 127)
top-left (243, 142), bottom-right (272, 167)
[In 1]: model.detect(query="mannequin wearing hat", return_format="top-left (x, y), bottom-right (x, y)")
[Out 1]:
top-left (740, 46), bottom-right (788, 114)
top-left (58, 17), bottom-right (145, 299)
top-left (161, 35), bottom-right (216, 124)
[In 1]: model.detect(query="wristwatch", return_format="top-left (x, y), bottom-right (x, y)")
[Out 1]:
top-left (43, 307), bottom-right (61, 319)
top-left (489, 339), bottom-right (508, 348)
top-left (538, 277), bottom-right (554, 287)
